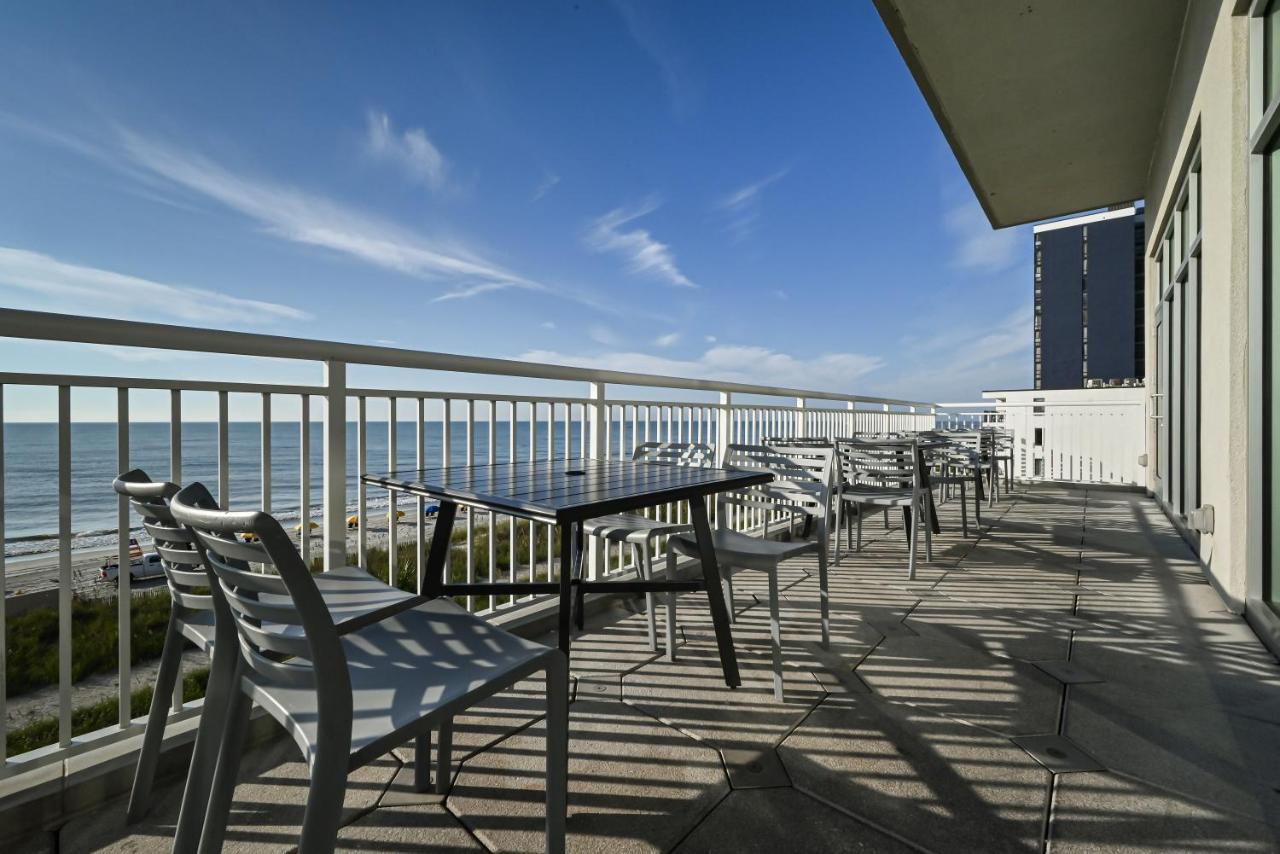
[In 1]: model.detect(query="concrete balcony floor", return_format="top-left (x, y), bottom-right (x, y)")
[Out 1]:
top-left (36, 483), bottom-right (1280, 852)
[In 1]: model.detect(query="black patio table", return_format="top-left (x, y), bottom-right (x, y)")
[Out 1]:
top-left (362, 458), bottom-right (772, 688)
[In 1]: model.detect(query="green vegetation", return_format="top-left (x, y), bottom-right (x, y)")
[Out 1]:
top-left (6, 591), bottom-right (175, 698)
top-left (7, 667), bottom-right (209, 758)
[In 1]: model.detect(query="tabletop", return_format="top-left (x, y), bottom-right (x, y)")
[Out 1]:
top-left (363, 458), bottom-right (773, 524)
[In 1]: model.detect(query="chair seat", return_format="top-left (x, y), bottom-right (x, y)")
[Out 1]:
top-left (583, 513), bottom-right (692, 543)
top-left (667, 527), bottom-right (814, 570)
top-left (840, 485), bottom-right (914, 507)
top-left (178, 609), bottom-right (218, 653)
top-left (246, 597), bottom-right (555, 768)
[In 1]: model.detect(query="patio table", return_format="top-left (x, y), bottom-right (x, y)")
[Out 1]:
top-left (362, 458), bottom-right (771, 688)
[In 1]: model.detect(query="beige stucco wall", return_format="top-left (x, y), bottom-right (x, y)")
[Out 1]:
top-left (1143, 0), bottom-right (1250, 607)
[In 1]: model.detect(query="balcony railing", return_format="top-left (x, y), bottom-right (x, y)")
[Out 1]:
top-left (0, 308), bottom-right (943, 782)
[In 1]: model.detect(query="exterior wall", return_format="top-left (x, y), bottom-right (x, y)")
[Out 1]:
top-left (982, 387), bottom-right (1147, 487)
top-left (1143, 0), bottom-right (1250, 607)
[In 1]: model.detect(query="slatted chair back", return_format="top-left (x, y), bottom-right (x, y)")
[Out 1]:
top-left (719, 443), bottom-right (834, 524)
top-left (835, 438), bottom-right (922, 492)
top-left (171, 483), bottom-right (351, 702)
top-left (632, 441), bottom-right (715, 467)
top-left (113, 469), bottom-right (212, 616)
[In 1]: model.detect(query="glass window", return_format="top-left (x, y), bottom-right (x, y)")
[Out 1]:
top-left (1268, 144), bottom-right (1280, 601)
top-left (1267, 0), bottom-right (1280, 106)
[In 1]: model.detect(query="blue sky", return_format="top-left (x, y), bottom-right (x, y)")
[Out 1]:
top-left (0, 2), bottom-right (1031, 421)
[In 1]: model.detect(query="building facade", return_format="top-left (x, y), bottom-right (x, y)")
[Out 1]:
top-left (1033, 207), bottom-right (1146, 389)
top-left (876, 0), bottom-right (1278, 654)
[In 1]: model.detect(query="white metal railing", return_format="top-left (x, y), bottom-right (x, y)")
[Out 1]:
top-left (0, 308), bottom-right (940, 778)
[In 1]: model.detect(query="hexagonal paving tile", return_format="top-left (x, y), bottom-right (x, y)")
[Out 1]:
top-left (1049, 772), bottom-right (1280, 852)
top-left (448, 697), bottom-right (727, 853)
top-left (779, 693), bottom-right (1051, 854)
top-left (623, 639), bottom-right (825, 755)
top-left (855, 634), bottom-right (1062, 736)
top-left (672, 787), bottom-right (916, 853)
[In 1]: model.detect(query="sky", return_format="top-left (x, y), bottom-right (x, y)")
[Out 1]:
top-left (0, 2), bottom-right (1032, 421)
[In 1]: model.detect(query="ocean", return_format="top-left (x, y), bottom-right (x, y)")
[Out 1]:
top-left (3, 420), bottom-right (624, 558)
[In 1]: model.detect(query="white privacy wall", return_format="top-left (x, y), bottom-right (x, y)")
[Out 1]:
top-left (983, 387), bottom-right (1148, 487)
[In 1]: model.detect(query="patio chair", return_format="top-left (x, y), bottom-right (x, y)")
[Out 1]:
top-left (919, 436), bottom-right (984, 537)
top-left (664, 443), bottom-right (833, 702)
top-left (832, 438), bottom-right (931, 578)
top-left (988, 427), bottom-right (1015, 499)
top-left (577, 441), bottom-right (713, 652)
top-left (170, 482), bottom-right (568, 854)
top-left (112, 470), bottom-right (424, 852)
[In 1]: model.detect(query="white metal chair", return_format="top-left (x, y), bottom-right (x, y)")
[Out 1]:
top-left (919, 433), bottom-right (985, 537)
top-left (833, 438), bottom-right (931, 578)
top-left (113, 470), bottom-right (423, 854)
top-left (664, 443), bottom-right (833, 702)
top-left (579, 441), bottom-right (714, 652)
top-left (171, 482), bottom-right (569, 854)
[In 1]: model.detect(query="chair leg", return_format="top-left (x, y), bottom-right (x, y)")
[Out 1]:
top-left (665, 551), bottom-right (678, 662)
top-left (127, 613), bottom-right (184, 823)
top-left (923, 495), bottom-right (933, 562)
top-left (817, 541), bottom-right (830, 650)
top-left (637, 543), bottom-right (657, 652)
top-left (959, 480), bottom-right (968, 538)
top-left (856, 509), bottom-right (863, 552)
top-left (907, 501), bottom-right (919, 581)
top-left (413, 731), bottom-right (431, 793)
top-left (297, 738), bottom-right (350, 854)
top-left (544, 653), bottom-right (570, 854)
top-left (435, 717), bottom-right (453, 795)
top-left (974, 475), bottom-right (983, 528)
top-left (723, 569), bottom-right (736, 624)
top-left (173, 643), bottom-right (235, 854)
top-left (767, 566), bottom-right (783, 702)
top-left (197, 680), bottom-right (252, 854)
top-left (833, 497), bottom-right (843, 564)
top-left (882, 508), bottom-right (889, 530)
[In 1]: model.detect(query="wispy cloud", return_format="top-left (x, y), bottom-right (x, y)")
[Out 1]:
top-left (0, 246), bottom-right (311, 324)
top-left (653, 332), bottom-right (680, 348)
top-left (585, 197), bottom-right (696, 288)
top-left (869, 304), bottom-right (1031, 401)
top-left (364, 110), bottom-right (447, 192)
top-left (589, 324), bottom-right (621, 346)
top-left (532, 170), bottom-right (560, 202)
top-left (717, 168), bottom-right (789, 242)
top-left (521, 343), bottom-right (883, 391)
top-left (117, 128), bottom-right (550, 301)
top-left (612, 0), bottom-right (699, 115)
top-left (944, 197), bottom-right (1022, 273)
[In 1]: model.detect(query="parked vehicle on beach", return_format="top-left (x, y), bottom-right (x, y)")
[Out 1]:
top-left (99, 551), bottom-right (164, 582)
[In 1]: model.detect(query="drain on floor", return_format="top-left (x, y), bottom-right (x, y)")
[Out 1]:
top-left (1012, 734), bottom-right (1105, 773)
top-left (1030, 660), bottom-right (1104, 685)
top-left (720, 748), bottom-right (792, 789)
top-left (575, 677), bottom-right (620, 701)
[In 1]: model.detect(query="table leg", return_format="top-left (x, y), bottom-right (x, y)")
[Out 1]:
top-left (422, 501), bottom-right (458, 599)
top-left (557, 523), bottom-right (574, 655)
top-left (688, 495), bottom-right (741, 688)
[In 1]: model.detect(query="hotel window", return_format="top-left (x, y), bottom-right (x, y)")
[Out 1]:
top-left (1252, 0), bottom-right (1280, 609)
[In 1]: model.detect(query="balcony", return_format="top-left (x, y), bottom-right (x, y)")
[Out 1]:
top-left (1, 310), bottom-right (1276, 852)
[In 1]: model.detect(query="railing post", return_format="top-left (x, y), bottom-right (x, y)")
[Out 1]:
top-left (717, 391), bottom-right (732, 465)
top-left (795, 396), bottom-right (806, 439)
top-left (587, 382), bottom-right (606, 581)
top-left (323, 359), bottom-right (347, 572)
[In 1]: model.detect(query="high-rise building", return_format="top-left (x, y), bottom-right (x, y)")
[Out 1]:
top-left (1032, 207), bottom-right (1145, 389)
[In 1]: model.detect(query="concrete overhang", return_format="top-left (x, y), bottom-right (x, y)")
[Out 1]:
top-left (874, 0), bottom-right (1188, 228)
